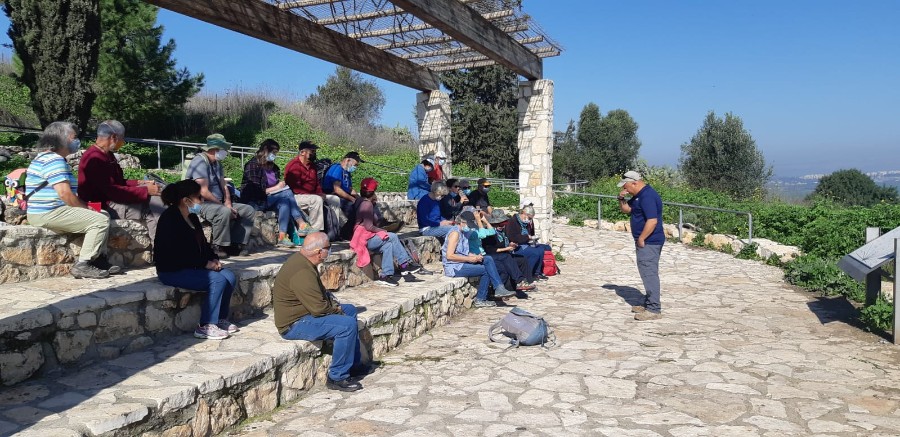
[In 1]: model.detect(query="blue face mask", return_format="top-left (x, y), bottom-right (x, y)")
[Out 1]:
top-left (266, 153), bottom-right (276, 162)
top-left (347, 165), bottom-right (357, 173)
top-left (187, 200), bottom-right (202, 214)
top-left (461, 226), bottom-right (471, 234)
top-left (482, 187), bottom-right (491, 193)
top-left (215, 150), bottom-right (228, 160)
top-left (68, 139), bottom-right (81, 154)
top-left (463, 189), bottom-right (471, 195)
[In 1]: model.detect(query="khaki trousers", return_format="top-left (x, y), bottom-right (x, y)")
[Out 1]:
top-left (293, 194), bottom-right (325, 230)
top-left (28, 206), bottom-right (110, 262)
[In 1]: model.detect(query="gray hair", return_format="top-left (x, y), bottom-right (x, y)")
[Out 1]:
top-left (521, 205), bottom-right (535, 216)
top-left (97, 120), bottom-right (125, 138)
top-left (430, 180), bottom-right (449, 196)
top-left (301, 232), bottom-right (329, 252)
top-left (39, 121), bottom-right (76, 153)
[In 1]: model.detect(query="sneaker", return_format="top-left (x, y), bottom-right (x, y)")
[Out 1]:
top-left (217, 319), bottom-right (240, 334)
top-left (277, 238), bottom-right (297, 248)
top-left (374, 276), bottom-right (399, 287)
top-left (515, 290), bottom-right (529, 299)
top-left (404, 262), bottom-right (433, 275)
top-left (326, 377), bottom-right (363, 392)
top-left (516, 281), bottom-right (536, 291)
top-left (473, 299), bottom-right (497, 308)
top-left (634, 311), bottom-right (662, 321)
top-left (194, 323), bottom-right (229, 340)
top-left (493, 286), bottom-right (515, 298)
top-left (70, 261), bottom-right (110, 279)
top-left (91, 255), bottom-right (122, 275)
top-left (211, 245), bottom-right (230, 259)
top-left (534, 274), bottom-right (549, 281)
top-left (237, 244), bottom-right (250, 257)
top-left (631, 305), bottom-right (646, 313)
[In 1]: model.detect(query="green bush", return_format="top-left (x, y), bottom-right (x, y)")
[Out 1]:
top-left (860, 298), bottom-right (894, 333)
top-left (783, 255), bottom-right (864, 300)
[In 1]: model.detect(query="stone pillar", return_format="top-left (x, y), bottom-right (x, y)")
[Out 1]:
top-left (415, 90), bottom-right (452, 176)
top-left (516, 79), bottom-right (554, 244)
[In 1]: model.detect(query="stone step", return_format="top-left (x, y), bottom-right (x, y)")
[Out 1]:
top-left (0, 273), bottom-right (475, 436)
top-left (0, 234), bottom-right (441, 386)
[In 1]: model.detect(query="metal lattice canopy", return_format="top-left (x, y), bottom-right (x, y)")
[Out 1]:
top-left (146, 0), bottom-right (562, 91)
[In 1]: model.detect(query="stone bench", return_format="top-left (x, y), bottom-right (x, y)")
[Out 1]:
top-left (0, 257), bottom-right (472, 437)
top-left (0, 195), bottom-right (420, 285)
top-left (0, 234), bottom-right (441, 387)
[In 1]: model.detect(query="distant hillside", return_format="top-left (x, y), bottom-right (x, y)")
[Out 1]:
top-left (768, 171), bottom-right (900, 201)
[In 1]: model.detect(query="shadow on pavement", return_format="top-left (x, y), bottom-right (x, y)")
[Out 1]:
top-left (602, 283), bottom-right (644, 306)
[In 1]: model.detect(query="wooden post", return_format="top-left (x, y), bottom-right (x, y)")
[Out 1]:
top-left (866, 227), bottom-right (881, 307)
top-left (894, 239), bottom-right (900, 344)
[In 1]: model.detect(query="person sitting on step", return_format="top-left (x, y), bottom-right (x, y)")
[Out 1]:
top-left (154, 179), bottom-right (238, 340)
top-left (482, 209), bottom-right (536, 294)
top-left (240, 138), bottom-right (315, 247)
top-left (417, 180), bottom-right (455, 239)
top-left (25, 121), bottom-right (119, 279)
top-left (441, 211), bottom-right (515, 308)
top-left (505, 204), bottom-right (553, 281)
top-left (350, 177), bottom-right (429, 287)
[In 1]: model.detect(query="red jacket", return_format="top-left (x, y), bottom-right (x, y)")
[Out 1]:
top-left (284, 156), bottom-right (322, 195)
top-left (427, 162), bottom-right (444, 183)
top-left (77, 145), bottom-right (148, 205)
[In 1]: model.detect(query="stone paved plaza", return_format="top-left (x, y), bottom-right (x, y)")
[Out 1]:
top-left (227, 224), bottom-right (900, 437)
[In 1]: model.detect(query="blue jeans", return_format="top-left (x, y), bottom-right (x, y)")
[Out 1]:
top-left (367, 233), bottom-right (411, 276)
top-left (636, 244), bottom-right (663, 313)
top-left (158, 268), bottom-right (236, 325)
top-left (421, 225), bottom-right (455, 239)
top-left (449, 257), bottom-right (504, 301)
top-left (265, 189), bottom-right (307, 233)
top-left (281, 303), bottom-right (361, 382)
top-left (514, 244), bottom-right (551, 276)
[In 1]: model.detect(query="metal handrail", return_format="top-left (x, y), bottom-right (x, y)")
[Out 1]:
top-left (552, 190), bottom-right (753, 243)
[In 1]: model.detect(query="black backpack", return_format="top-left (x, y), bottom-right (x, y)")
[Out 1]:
top-left (315, 158), bottom-right (333, 185)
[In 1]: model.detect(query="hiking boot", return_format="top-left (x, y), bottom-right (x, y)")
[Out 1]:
top-left (211, 245), bottom-right (229, 259)
top-left (194, 323), bottom-right (229, 340)
top-left (631, 305), bottom-right (646, 313)
top-left (326, 377), bottom-right (362, 392)
top-left (516, 281), bottom-right (536, 291)
top-left (70, 261), bottom-right (110, 279)
top-left (91, 255), bottom-right (122, 275)
top-left (473, 299), bottom-right (497, 308)
top-left (493, 286), bottom-right (515, 298)
top-left (217, 319), bottom-right (240, 334)
top-left (634, 311), bottom-right (662, 321)
top-left (374, 276), bottom-right (399, 287)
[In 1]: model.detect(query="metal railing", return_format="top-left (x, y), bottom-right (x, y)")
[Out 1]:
top-left (552, 190), bottom-right (754, 243)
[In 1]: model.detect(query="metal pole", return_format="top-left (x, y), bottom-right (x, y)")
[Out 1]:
top-left (894, 238), bottom-right (900, 344)
top-left (678, 208), bottom-right (683, 242)
top-left (156, 141), bottom-right (161, 170)
top-left (597, 199), bottom-right (602, 230)
top-left (748, 213), bottom-right (753, 244)
top-left (865, 227), bottom-right (882, 307)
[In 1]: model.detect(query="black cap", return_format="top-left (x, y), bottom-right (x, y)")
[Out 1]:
top-left (298, 141), bottom-right (318, 152)
top-left (458, 211), bottom-right (478, 229)
top-left (343, 151), bottom-right (365, 163)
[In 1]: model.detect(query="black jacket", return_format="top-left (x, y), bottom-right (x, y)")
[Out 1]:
top-left (505, 216), bottom-right (535, 246)
top-left (153, 206), bottom-right (217, 273)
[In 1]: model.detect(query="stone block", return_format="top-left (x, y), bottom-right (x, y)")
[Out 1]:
top-left (174, 305), bottom-right (201, 332)
top-left (53, 330), bottom-right (93, 364)
top-left (124, 336), bottom-right (154, 354)
top-left (0, 308), bottom-right (54, 335)
top-left (1, 246), bottom-right (33, 265)
top-left (704, 234), bottom-right (736, 250)
top-left (95, 307), bottom-right (142, 343)
top-left (146, 304), bottom-right (174, 333)
top-left (35, 244), bottom-right (72, 265)
top-left (98, 345), bottom-right (121, 360)
top-left (191, 398), bottom-right (211, 437)
top-left (0, 344), bottom-right (44, 385)
top-left (49, 295), bottom-right (106, 318)
top-left (77, 312), bottom-right (97, 328)
top-left (243, 381), bottom-right (278, 417)
top-left (209, 396), bottom-right (242, 435)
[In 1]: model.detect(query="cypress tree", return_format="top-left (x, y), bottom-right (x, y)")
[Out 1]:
top-left (4, 0), bottom-right (100, 130)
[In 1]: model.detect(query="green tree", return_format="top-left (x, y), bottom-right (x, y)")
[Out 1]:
top-left (598, 109), bottom-right (641, 176)
top-left (307, 66), bottom-right (385, 125)
top-left (558, 103), bottom-right (641, 181)
top-left (441, 65), bottom-right (519, 178)
top-left (809, 169), bottom-right (898, 207)
top-left (4, 0), bottom-right (100, 130)
top-left (553, 120), bottom-right (578, 182)
top-left (679, 111), bottom-right (772, 199)
top-left (93, 0), bottom-right (203, 136)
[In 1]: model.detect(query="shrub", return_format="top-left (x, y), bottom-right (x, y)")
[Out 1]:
top-left (860, 298), bottom-right (894, 333)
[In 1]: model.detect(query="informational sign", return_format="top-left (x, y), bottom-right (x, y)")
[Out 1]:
top-left (837, 227), bottom-right (900, 281)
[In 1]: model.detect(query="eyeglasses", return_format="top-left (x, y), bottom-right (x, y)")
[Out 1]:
top-left (452, 185), bottom-right (460, 188)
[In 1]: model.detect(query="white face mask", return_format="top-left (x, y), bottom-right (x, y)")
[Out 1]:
top-left (215, 150), bottom-right (228, 160)
top-left (266, 153), bottom-right (276, 162)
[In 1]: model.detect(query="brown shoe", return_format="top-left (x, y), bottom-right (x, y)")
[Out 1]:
top-left (631, 305), bottom-right (646, 313)
top-left (634, 311), bottom-right (662, 321)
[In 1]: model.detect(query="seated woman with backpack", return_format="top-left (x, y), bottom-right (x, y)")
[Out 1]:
top-left (442, 211), bottom-right (515, 308)
top-left (505, 204), bottom-right (552, 281)
top-left (240, 139), bottom-right (315, 247)
top-left (480, 209), bottom-right (536, 294)
top-left (154, 179), bottom-right (238, 341)
top-left (350, 177), bottom-right (428, 287)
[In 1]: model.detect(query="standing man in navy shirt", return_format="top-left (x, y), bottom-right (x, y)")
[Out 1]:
top-left (617, 171), bottom-right (665, 321)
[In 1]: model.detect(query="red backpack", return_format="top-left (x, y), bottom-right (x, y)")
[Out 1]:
top-left (542, 249), bottom-right (559, 276)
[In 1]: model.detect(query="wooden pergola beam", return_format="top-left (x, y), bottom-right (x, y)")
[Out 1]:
top-left (373, 24), bottom-right (529, 50)
top-left (400, 36), bottom-right (543, 60)
top-left (277, 0), bottom-right (334, 9)
top-left (315, 7), bottom-right (405, 26)
top-left (424, 47), bottom-right (558, 70)
top-left (390, 0), bottom-right (543, 79)
top-left (346, 9), bottom-right (513, 40)
top-left (147, 0), bottom-right (440, 91)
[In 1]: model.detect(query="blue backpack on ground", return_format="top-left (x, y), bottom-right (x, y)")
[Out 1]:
top-left (488, 307), bottom-right (554, 347)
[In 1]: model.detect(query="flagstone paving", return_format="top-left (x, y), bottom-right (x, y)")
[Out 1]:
top-left (227, 224), bottom-right (900, 437)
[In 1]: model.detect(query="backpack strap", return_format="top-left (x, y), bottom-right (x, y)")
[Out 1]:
top-left (23, 180), bottom-right (48, 201)
top-left (488, 319), bottom-right (519, 347)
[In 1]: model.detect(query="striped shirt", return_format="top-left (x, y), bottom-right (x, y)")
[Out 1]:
top-left (25, 151), bottom-right (77, 214)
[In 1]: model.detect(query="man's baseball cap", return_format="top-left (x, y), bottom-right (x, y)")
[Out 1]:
top-left (360, 177), bottom-right (378, 192)
top-left (477, 178), bottom-right (491, 187)
top-left (617, 170), bottom-right (643, 187)
top-left (343, 151), bottom-right (365, 163)
top-left (298, 141), bottom-right (318, 152)
top-left (203, 133), bottom-right (232, 151)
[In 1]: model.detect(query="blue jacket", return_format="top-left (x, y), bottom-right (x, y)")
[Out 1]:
top-left (407, 164), bottom-right (430, 200)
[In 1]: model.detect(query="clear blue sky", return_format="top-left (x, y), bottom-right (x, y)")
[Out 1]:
top-left (1, 1), bottom-right (898, 176)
